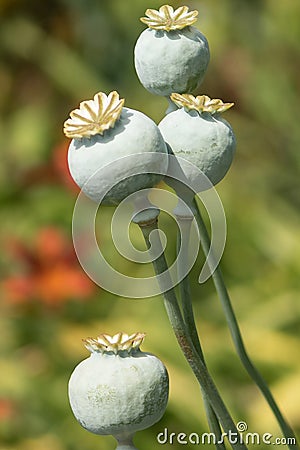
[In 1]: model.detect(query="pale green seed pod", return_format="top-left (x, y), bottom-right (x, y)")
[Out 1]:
top-left (159, 94), bottom-right (236, 187)
top-left (134, 5), bottom-right (210, 96)
top-left (68, 332), bottom-right (169, 450)
top-left (64, 91), bottom-right (168, 205)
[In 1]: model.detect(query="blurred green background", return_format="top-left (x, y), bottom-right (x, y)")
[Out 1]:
top-left (0, 0), bottom-right (299, 449)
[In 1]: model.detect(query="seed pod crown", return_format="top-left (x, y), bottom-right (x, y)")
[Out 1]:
top-left (140, 5), bottom-right (198, 31)
top-left (83, 332), bottom-right (146, 354)
top-left (171, 93), bottom-right (234, 114)
top-left (63, 91), bottom-right (124, 138)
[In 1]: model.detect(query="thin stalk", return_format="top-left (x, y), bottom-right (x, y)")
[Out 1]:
top-left (115, 435), bottom-right (138, 450)
top-left (138, 217), bottom-right (248, 450)
top-left (176, 218), bottom-right (203, 355)
top-left (176, 215), bottom-right (225, 450)
top-left (192, 198), bottom-right (299, 450)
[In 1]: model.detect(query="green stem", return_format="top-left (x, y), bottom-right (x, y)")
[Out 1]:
top-left (192, 198), bottom-right (299, 450)
top-left (115, 436), bottom-right (138, 450)
top-left (176, 215), bottom-right (225, 450)
top-left (176, 218), bottom-right (203, 355)
top-left (138, 216), bottom-right (248, 450)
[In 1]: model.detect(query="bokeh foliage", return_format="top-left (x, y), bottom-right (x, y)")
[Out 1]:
top-left (0, 0), bottom-right (299, 449)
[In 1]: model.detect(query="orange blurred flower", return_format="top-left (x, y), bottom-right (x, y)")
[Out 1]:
top-left (0, 398), bottom-right (16, 421)
top-left (2, 227), bottom-right (95, 308)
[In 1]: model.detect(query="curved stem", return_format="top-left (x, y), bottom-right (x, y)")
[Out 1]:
top-left (176, 215), bottom-right (225, 450)
top-left (137, 215), bottom-right (248, 450)
top-left (192, 198), bottom-right (299, 450)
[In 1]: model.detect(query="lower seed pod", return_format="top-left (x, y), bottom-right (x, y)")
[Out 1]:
top-left (159, 93), bottom-right (236, 188)
top-left (68, 332), bottom-right (169, 449)
top-left (64, 91), bottom-right (168, 205)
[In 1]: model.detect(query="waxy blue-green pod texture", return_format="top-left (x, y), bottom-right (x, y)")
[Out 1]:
top-left (68, 333), bottom-right (169, 447)
top-left (64, 92), bottom-right (168, 205)
top-left (134, 5), bottom-right (210, 96)
top-left (159, 94), bottom-right (236, 187)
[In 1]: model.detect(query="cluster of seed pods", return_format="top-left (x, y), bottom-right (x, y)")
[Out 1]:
top-left (64, 4), bottom-right (235, 205)
top-left (65, 4), bottom-right (236, 450)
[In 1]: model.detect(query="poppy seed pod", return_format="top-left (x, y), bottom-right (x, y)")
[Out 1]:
top-left (64, 91), bottom-right (168, 205)
top-left (68, 332), bottom-right (169, 449)
top-left (159, 93), bottom-right (236, 188)
top-left (134, 5), bottom-right (210, 96)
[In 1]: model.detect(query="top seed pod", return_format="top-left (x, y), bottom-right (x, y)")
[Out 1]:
top-left (64, 91), bottom-right (168, 205)
top-left (134, 5), bottom-right (210, 97)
